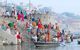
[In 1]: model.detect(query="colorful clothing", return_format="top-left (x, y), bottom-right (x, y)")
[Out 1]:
top-left (17, 13), bottom-right (21, 20)
top-left (21, 14), bottom-right (24, 21)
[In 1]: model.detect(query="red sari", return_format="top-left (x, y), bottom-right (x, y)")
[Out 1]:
top-left (16, 34), bottom-right (21, 39)
top-left (21, 14), bottom-right (24, 21)
top-left (18, 13), bottom-right (21, 20)
top-left (57, 31), bottom-right (61, 41)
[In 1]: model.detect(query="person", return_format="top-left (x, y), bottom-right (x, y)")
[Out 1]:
top-left (11, 7), bottom-right (15, 18)
top-left (60, 29), bottom-right (65, 42)
top-left (41, 33), bottom-right (46, 42)
top-left (62, 29), bottom-right (65, 35)
top-left (32, 34), bottom-right (37, 42)
top-left (37, 32), bottom-right (41, 42)
top-left (21, 12), bottom-right (24, 21)
top-left (24, 13), bottom-right (27, 19)
top-left (60, 33), bottom-right (64, 42)
top-left (47, 31), bottom-right (51, 42)
top-left (70, 34), bottom-right (73, 42)
top-left (32, 17), bottom-right (35, 21)
top-left (14, 21), bottom-right (17, 30)
top-left (48, 23), bottom-right (51, 30)
top-left (6, 11), bottom-right (10, 18)
top-left (57, 31), bottom-right (61, 42)
top-left (1, 24), bottom-right (7, 31)
top-left (8, 22), bottom-right (14, 28)
top-left (16, 32), bottom-right (21, 45)
top-left (55, 23), bottom-right (60, 31)
top-left (17, 12), bottom-right (21, 20)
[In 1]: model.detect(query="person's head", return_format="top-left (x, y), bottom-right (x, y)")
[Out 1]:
top-left (62, 29), bottom-right (64, 33)
top-left (19, 32), bottom-right (20, 34)
top-left (51, 27), bottom-right (53, 29)
top-left (21, 11), bottom-right (23, 14)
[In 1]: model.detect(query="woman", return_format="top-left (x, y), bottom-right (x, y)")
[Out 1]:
top-left (57, 31), bottom-right (61, 42)
top-left (21, 12), bottom-right (24, 21)
top-left (17, 12), bottom-right (21, 20)
top-left (46, 31), bottom-right (51, 42)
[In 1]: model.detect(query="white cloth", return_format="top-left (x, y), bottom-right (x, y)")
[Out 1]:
top-left (6, 12), bottom-right (10, 16)
top-left (32, 35), bottom-right (37, 42)
top-left (6, 28), bottom-right (11, 34)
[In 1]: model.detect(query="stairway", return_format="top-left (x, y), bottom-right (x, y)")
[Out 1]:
top-left (0, 36), bottom-right (3, 45)
top-left (0, 28), bottom-right (17, 45)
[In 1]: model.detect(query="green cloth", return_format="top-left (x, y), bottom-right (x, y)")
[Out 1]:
top-left (35, 20), bottom-right (38, 25)
top-left (16, 6), bottom-right (23, 11)
top-left (8, 22), bottom-right (14, 28)
top-left (23, 11), bottom-right (27, 16)
top-left (27, 29), bottom-right (31, 32)
top-left (1, 25), bottom-right (6, 31)
top-left (17, 22), bottom-right (20, 27)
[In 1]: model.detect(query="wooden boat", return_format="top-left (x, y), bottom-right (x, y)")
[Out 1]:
top-left (34, 42), bottom-right (60, 47)
top-left (78, 39), bottom-right (80, 44)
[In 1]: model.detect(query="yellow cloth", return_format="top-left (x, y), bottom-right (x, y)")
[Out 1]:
top-left (16, 16), bottom-right (18, 20)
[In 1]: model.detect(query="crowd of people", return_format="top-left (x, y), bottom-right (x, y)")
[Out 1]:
top-left (0, 8), bottom-right (74, 44)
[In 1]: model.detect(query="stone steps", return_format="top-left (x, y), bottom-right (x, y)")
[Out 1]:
top-left (0, 40), bottom-right (3, 45)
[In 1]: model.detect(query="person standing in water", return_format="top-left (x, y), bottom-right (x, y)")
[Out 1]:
top-left (70, 34), bottom-right (73, 42)
top-left (61, 29), bottom-right (65, 42)
top-left (16, 31), bottom-right (22, 45)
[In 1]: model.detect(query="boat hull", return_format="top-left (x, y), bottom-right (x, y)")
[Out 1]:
top-left (78, 41), bottom-right (80, 44)
top-left (34, 42), bottom-right (60, 47)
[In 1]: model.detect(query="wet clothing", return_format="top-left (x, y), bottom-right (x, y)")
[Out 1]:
top-left (16, 34), bottom-right (21, 39)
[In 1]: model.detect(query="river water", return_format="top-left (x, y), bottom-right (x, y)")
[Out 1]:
top-left (0, 39), bottom-right (80, 50)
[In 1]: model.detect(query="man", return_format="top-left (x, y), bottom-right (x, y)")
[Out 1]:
top-left (6, 11), bottom-right (10, 18)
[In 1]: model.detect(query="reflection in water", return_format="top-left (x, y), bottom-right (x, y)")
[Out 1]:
top-left (0, 44), bottom-right (58, 50)
top-left (17, 45), bottom-right (21, 50)
top-left (0, 40), bottom-right (80, 50)
top-left (0, 45), bottom-right (16, 50)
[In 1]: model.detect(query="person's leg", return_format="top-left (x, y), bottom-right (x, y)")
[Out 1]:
top-left (19, 39), bottom-right (21, 44)
top-left (17, 39), bottom-right (21, 45)
top-left (21, 17), bottom-right (24, 21)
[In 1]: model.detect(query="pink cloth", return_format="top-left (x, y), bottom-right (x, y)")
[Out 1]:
top-left (21, 14), bottom-right (24, 21)
top-left (48, 23), bottom-right (51, 30)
